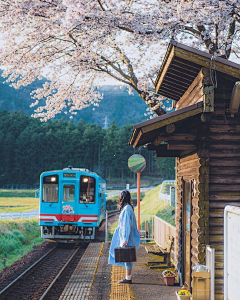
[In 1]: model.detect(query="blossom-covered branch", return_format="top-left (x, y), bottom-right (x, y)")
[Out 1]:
top-left (0, 0), bottom-right (240, 120)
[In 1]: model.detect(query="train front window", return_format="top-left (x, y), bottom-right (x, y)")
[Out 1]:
top-left (80, 176), bottom-right (96, 203)
top-left (42, 175), bottom-right (59, 203)
top-left (63, 185), bottom-right (75, 202)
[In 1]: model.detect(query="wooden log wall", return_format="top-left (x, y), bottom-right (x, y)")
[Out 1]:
top-left (209, 74), bottom-right (240, 299)
top-left (175, 153), bottom-right (209, 281)
top-left (176, 68), bottom-right (214, 112)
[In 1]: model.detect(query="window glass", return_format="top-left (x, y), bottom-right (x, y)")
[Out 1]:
top-left (80, 176), bottom-right (96, 203)
top-left (63, 185), bottom-right (75, 202)
top-left (42, 184), bottom-right (58, 203)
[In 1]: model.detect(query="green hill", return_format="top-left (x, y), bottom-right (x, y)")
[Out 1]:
top-left (0, 72), bottom-right (149, 127)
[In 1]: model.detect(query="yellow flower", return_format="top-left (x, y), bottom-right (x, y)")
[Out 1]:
top-left (178, 290), bottom-right (190, 295)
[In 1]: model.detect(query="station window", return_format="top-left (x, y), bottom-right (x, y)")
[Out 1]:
top-left (79, 176), bottom-right (96, 203)
top-left (63, 185), bottom-right (75, 202)
top-left (42, 175), bottom-right (59, 203)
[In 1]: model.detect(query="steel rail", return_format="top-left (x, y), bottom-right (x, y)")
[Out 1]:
top-left (39, 247), bottom-right (80, 300)
top-left (107, 209), bottom-right (119, 218)
top-left (0, 246), bottom-right (57, 297)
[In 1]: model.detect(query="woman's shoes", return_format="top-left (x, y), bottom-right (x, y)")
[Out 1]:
top-left (118, 278), bottom-right (132, 284)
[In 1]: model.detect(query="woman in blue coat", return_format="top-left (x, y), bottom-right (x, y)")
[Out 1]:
top-left (109, 190), bottom-right (140, 284)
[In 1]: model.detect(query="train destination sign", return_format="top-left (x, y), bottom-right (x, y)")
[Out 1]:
top-left (128, 154), bottom-right (146, 173)
top-left (63, 173), bottom-right (76, 177)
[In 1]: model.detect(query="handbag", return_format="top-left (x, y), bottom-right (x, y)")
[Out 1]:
top-left (114, 246), bottom-right (137, 262)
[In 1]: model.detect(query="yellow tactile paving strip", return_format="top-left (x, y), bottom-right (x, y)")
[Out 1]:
top-left (109, 265), bottom-right (131, 300)
top-left (59, 243), bottom-right (103, 300)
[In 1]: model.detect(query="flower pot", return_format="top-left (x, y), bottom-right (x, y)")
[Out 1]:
top-left (175, 291), bottom-right (192, 300)
top-left (162, 270), bottom-right (176, 286)
top-left (163, 275), bottom-right (175, 286)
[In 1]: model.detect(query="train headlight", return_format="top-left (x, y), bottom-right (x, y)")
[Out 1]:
top-left (50, 177), bottom-right (57, 182)
top-left (83, 177), bottom-right (88, 183)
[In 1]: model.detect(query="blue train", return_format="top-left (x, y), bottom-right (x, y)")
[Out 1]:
top-left (39, 167), bottom-right (106, 242)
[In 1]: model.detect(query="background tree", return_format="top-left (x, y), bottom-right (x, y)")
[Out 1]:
top-left (0, 111), bottom-right (174, 185)
top-left (0, 1), bottom-right (239, 120)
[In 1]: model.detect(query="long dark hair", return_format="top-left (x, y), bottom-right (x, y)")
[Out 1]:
top-left (117, 190), bottom-right (134, 212)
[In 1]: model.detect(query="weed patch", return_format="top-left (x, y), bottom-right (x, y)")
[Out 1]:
top-left (0, 218), bottom-right (43, 271)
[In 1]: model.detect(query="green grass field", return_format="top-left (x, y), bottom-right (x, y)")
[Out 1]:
top-left (0, 218), bottom-right (43, 271)
top-left (0, 189), bottom-right (36, 198)
top-left (0, 197), bottom-right (39, 213)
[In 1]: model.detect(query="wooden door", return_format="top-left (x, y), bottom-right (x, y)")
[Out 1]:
top-left (183, 179), bottom-right (192, 287)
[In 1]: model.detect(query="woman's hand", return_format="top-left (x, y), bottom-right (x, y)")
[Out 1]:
top-left (123, 241), bottom-right (128, 246)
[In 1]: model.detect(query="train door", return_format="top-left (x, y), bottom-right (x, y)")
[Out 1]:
top-left (79, 175), bottom-right (98, 223)
top-left (61, 181), bottom-right (77, 222)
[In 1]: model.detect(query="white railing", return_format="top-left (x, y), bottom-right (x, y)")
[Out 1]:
top-left (107, 186), bottom-right (156, 198)
top-left (140, 214), bottom-right (176, 262)
top-left (206, 245), bottom-right (215, 300)
top-left (159, 180), bottom-right (176, 194)
top-left (159, 192), bottom-right (171, 204)
top-left (139, 215), bottom-right (155, 242)
top-left (159, 180), bottom-right (175, 205)
top-left (0, 212), bottom-right (38, 221)
top-left (154, 216), bottom-right (177, 262)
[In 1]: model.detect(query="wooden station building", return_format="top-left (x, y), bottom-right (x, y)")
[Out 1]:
top-left (129, 41), bottom-right (240, 299)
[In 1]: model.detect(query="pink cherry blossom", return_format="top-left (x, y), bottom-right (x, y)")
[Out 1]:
top-left (0, 0), bottom-right (239, 120)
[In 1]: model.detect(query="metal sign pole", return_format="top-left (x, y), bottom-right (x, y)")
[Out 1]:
top-left (127, 154), bottom-right (146, 234)
top-left (105, 210), bottom-right (108, 242)
top-left (137, 172), bottom-right (140, 232)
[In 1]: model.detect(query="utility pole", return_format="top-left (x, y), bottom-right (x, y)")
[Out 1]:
top-left (103, 116), bottom-right (109, 129)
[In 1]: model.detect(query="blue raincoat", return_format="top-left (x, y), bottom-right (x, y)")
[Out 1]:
top-left (108, 204), bottom-right (140, 269)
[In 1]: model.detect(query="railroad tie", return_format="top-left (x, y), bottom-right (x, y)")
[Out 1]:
top-left (59, 243), bottom-right (104, 300)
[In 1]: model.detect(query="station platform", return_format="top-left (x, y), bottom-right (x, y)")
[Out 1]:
top-left (60, 242), bottom-right (180, 300)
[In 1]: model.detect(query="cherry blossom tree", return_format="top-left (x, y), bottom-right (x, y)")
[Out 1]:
top-left (0, 0), bottom-right (239, 120)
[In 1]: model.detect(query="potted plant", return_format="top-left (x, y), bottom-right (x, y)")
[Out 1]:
top-left (175, 289), bottom-right (192, 300)
top-left (162, 270), bottom-right (176, 286)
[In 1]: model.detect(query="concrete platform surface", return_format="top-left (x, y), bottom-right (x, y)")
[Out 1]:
top-left (89, 242), bottom-right (180, 300)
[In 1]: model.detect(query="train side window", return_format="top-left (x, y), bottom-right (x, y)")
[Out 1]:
top-left (63, 185), bottom-right (75, 202)
top-left (79, 176), bottom-right (96, 203)
top-left (42, 175), bottom-right (59, 203)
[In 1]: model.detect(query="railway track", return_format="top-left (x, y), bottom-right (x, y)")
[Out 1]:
top-left (0, 244), bottom-right (87, 300)
top-left (0, 209), bottom-right (119, 300)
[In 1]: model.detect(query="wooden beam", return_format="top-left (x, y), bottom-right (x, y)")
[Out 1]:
top-left (153, 137), bottom-right (167, 146)
top-left (141, 104), bottom-right (203, 134)
top-left (168, 66), bottom-right (196, 82)
top-left (167, 142), bottom-right (197, 151)
top-left (148, 144), bottom-right (168, 151)
top-left (174, 46), bottom-right (240, 79)
top-left (153, 132), bottom-right (197, 147)
top-left (176, 67), bottom-right (214, 112)
top-left (159, 83), bottom-right (183, 97)
top-left (170, 63), bottom-right (199, 75)
top-left (148, 144), bottom-right (180, 157)
top-left (161, 82), bottom-right (186, 94)
top-left (166, 70), bottom-right (194, 84)
top-left (155, 150), bottom-right (180, 157)
top-left (133, 130), bottom-right (143, 148)
top-left (176, 69), bottom-right (204, 109)
top-left (173, 57), bottom-right (201, 71)
top-left (161, 75), bottom-right (190, 90)
top-left (155, 46), bottom-right (175, 93)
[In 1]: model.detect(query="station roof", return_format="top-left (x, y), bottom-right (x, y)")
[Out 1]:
top-left (155, 40), bottom-right (240, 101)
top-left (130, 41), bottom-right (240, 149)
top-left (129, 102), bottom-right (203, 148)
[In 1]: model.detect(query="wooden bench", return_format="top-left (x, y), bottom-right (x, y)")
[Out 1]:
top-left (145, 234), bottom-right (174, 267)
